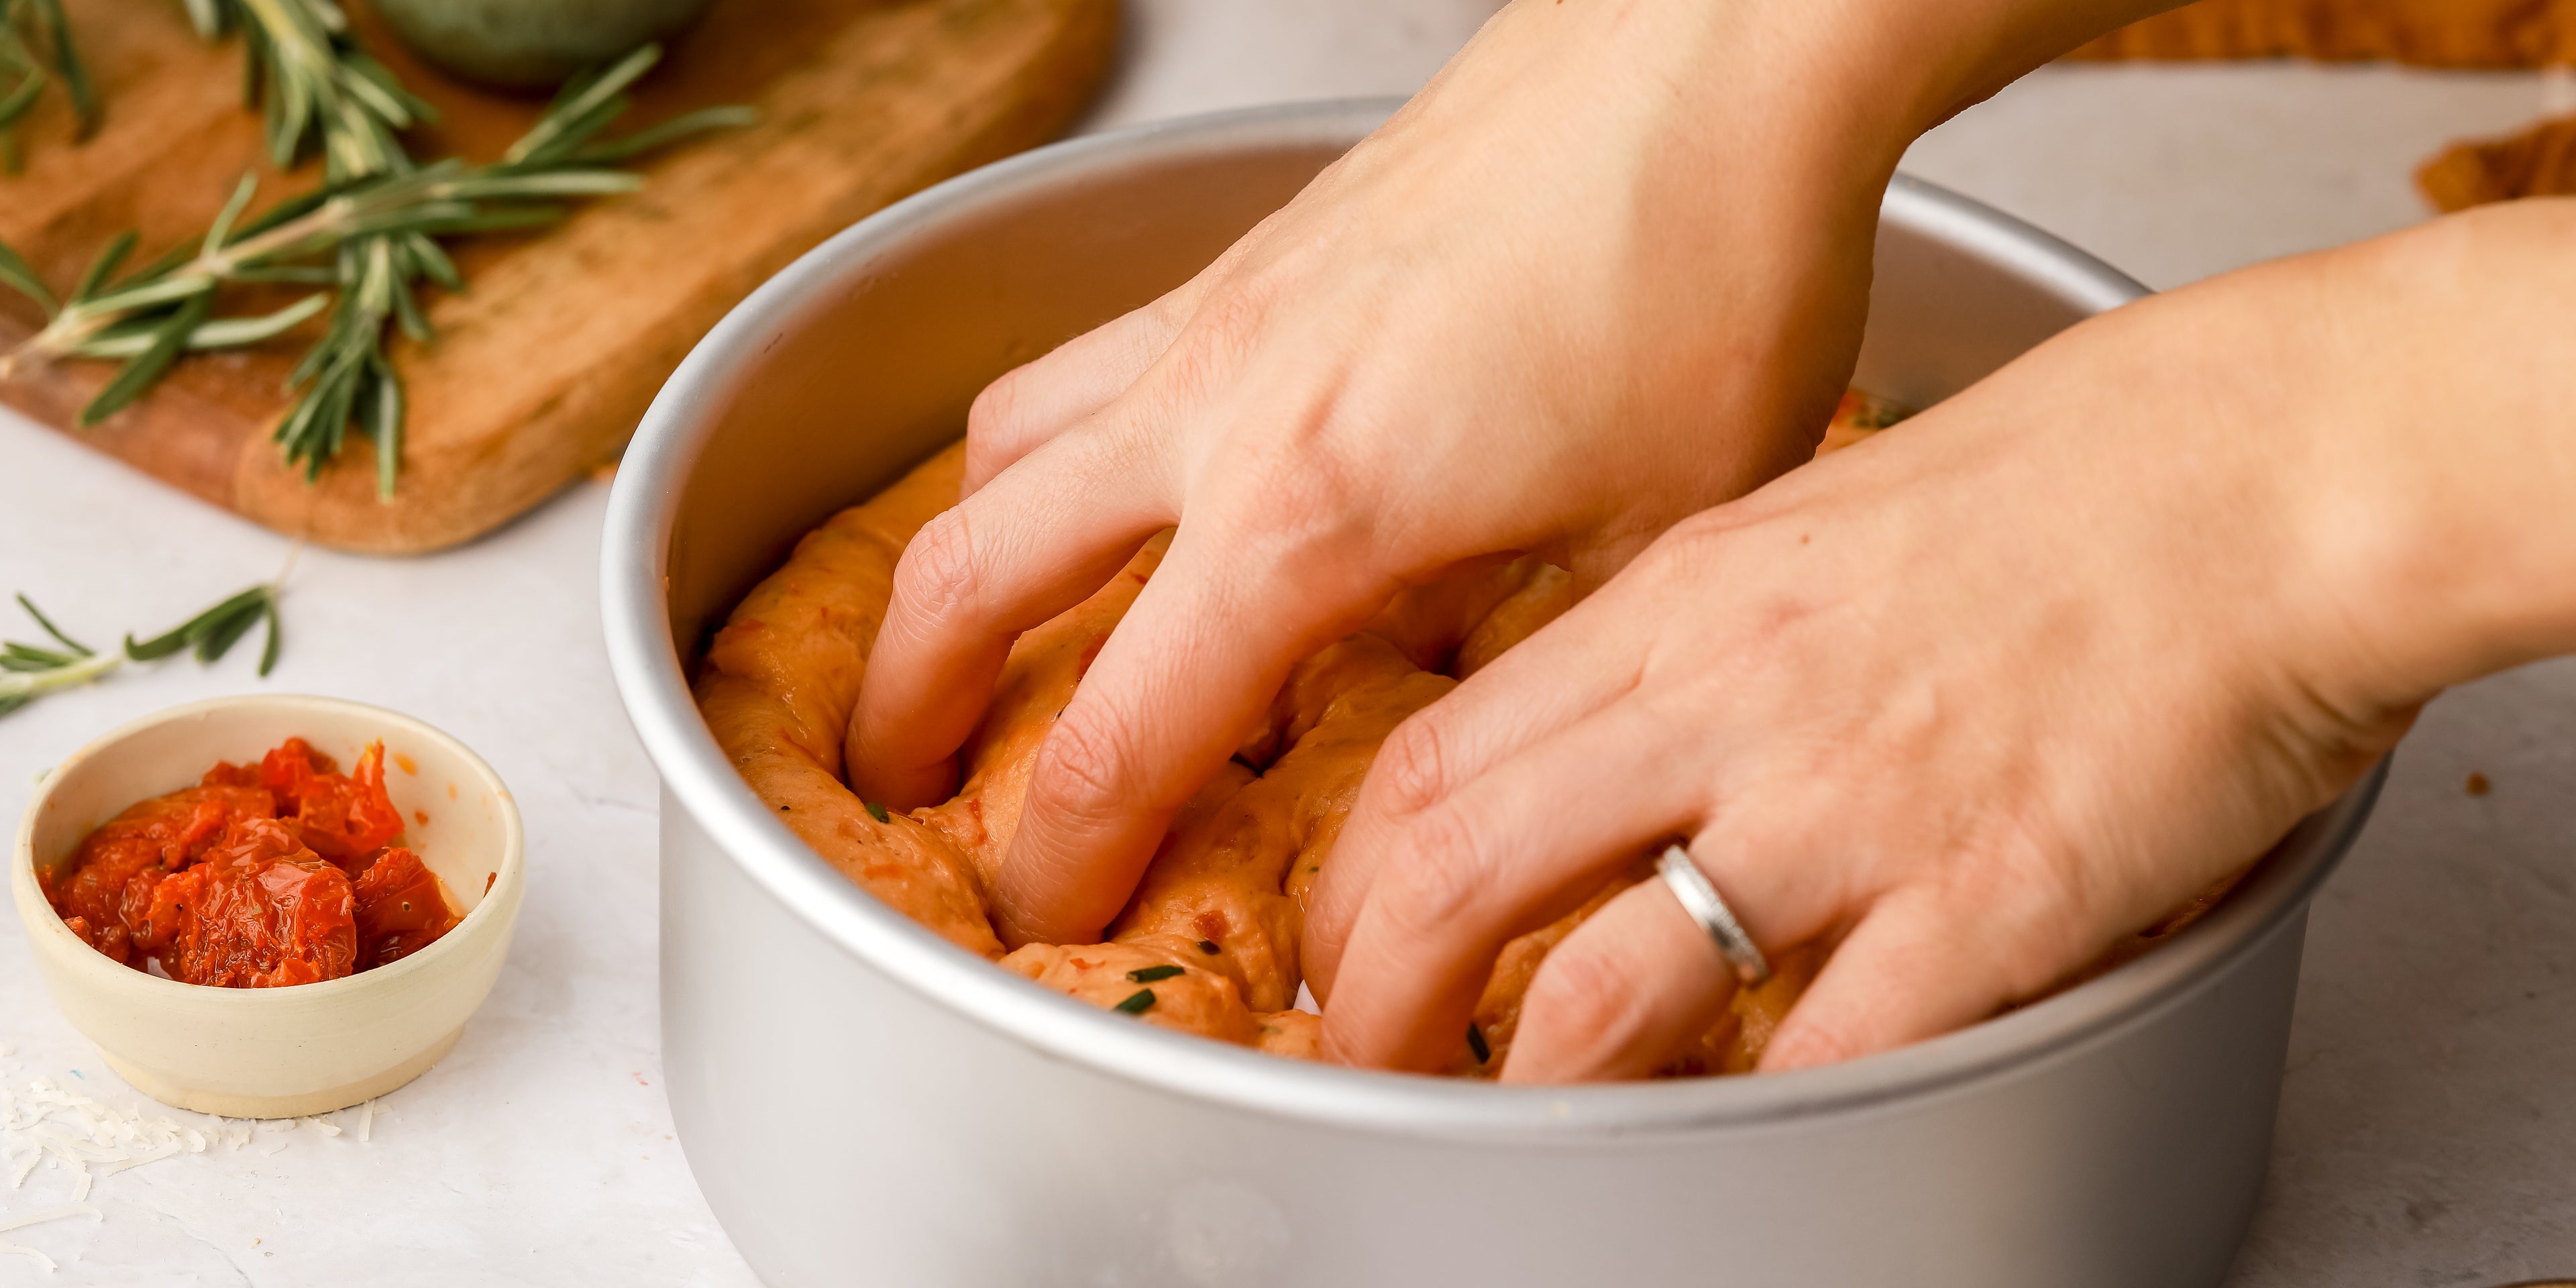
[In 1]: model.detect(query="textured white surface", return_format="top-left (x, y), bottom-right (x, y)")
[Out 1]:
top-left (0, 2), bottom-right (2569, 1283)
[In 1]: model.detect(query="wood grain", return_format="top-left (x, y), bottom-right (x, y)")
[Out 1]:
top-left (2070, 0), bottom-right (2576, 66)
top-left (0, 0), bottom-right (1117, 553)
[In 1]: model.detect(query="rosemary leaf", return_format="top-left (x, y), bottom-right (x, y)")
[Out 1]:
top-left (400, 229), bottom-right (459, 292)
top-left (125, 585), bottom-right (268, 661)
top-left (363, 349), bottom-right (401, 499)
top-left (193, 594), bottom-right (264, 663)
top-left (1126, 965), bottom-right (1185, 983)
top-left (0, 594), bottom-right (122, 718)
top-left (68, 230), bottom-right (137, 305)
top-left (504, 44), bottom-right (659, 166)
top-left (0, 57), bottom-right (42, 138)
top-left (572, 105), bottom-right (760, 164)
top-left (80, 289), bottom-right (214, 425)
top-left (226, 265), bottom-right (339, 285)
top-left (1114, 989), bottom-right (1158, 1016)
top-left (15, 591), bottom-right (90, 655)
top-left (0, 235), bottom-right (58, 317)
top-left (68, 294), bottom-right (325, 359)
top-left (26, 0), bottom-right (91, 138)
top-left (864, 800), bottom-right (890, 823)
top-left (2, 641), bottom-right (75, 669)
top-left (256, 595), bottom-right (282, 677)
top-left (1466, 1022), bottom-right (1491, 1065)
top-left (203, 172), bottom-right (260, 255)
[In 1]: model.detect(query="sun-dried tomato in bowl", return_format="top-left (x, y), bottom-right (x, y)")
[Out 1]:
top-left (41, 738), bottom-right (463, 987)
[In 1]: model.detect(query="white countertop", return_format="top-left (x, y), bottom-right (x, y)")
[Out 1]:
top-left (1, 3), bottom-right (2570, 1283)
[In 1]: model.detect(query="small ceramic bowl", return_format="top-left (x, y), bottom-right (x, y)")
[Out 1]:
top-left (9, 695), bottom-right (525, 1118)
top-left (372, 0), bottom-right (713, 89)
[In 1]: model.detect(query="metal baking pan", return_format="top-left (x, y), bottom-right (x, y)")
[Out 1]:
top-left (602, 99), bottom-right (2383, 1287)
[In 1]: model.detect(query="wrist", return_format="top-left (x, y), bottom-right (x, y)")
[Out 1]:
top-left (2282, 201), bottom-right (2576, 708)
top-left (1572, 0), bottom-right (2188, 141)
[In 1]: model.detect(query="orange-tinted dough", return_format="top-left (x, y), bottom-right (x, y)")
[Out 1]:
top-left (2418, 115), bottom-right (2576, 211)
top-left (2065, 1), bottom-right (2576, 209)
top-left (696, 396), bottom-right (2236, 1077)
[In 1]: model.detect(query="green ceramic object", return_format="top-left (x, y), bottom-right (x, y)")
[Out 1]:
top-left (370, 0), bottom-right (712, 89)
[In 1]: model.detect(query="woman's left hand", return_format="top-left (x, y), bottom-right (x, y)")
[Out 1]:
top-left (1302, 204), bottom-right (2576, 1079)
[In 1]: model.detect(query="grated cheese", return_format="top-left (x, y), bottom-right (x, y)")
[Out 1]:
top-left (0, 1061), bottom-right (380, 1273)
top-left (0, 1202), bottom-right (101, 1273)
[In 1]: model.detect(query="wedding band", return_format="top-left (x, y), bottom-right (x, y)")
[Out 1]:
top-left (1657, 843), bottom-right (1771, 988)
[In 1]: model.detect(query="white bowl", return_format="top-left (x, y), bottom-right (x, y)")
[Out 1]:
top-left (10, 694), bottom-right (525, 1118)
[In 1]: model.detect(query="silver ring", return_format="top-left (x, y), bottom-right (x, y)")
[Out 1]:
top-left (1657, 843), bottom-right (1771, 988)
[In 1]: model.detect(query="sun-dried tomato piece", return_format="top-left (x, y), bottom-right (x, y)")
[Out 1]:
top-left (141, 817), bottom-right (357, 988)
top-left (263, 739), bottom-right (405, 866)
top-left (351, 846), bottom-right (461, 969)
top-left (41, 786), bottom-right (275, 965)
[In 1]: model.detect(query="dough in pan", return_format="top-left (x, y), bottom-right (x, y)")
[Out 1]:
top-left (696, 397), bottom-right (2236, 1077)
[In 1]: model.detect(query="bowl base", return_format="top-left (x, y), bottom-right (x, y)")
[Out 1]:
top-left (99, 1026), bottom-right (463, 1120)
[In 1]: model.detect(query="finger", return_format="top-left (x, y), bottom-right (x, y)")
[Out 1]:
top-left (847, 426), bottom-right (1173, 808)
top-left (1318, 696), bottom-right (1709, 1073)
top-left (1754, 890), bottom-right (2028, 1073)
top-left (963, 303), bottom-right (1183, 494)
top-left (1303, 580), bottom-right (1645, 998)
top-left (961, 223), bottom-right (1277, 494)
top-left (1498, 875), bottom-right (1738, 1083)
top-left (990, 521), bottom-right (1389, 947)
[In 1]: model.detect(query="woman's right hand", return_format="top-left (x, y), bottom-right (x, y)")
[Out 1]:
top-left (1305, 198), bottom-right (2576, 1080)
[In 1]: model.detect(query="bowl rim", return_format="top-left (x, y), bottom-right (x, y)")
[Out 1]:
top-left (11, 692), bottom-right (528, 1008)
top-left (602, 97), bottom-right (2379, 1142)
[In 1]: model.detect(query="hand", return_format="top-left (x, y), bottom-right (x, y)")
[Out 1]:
top-left (1304, 202), bottom-right (2576, 1079)
top-left (846, 0), bottom-right (1946, 946)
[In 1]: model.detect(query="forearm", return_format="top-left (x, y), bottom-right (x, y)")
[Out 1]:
top-left (1453, 0), bottom-right (2190, 151)
top-left (2304, 199), bottom-right (2576, 701)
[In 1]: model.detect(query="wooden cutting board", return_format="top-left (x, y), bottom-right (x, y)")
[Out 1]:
top-left (0, 0), bottom-right (1117, 553)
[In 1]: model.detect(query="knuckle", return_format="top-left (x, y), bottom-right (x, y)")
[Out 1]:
top-left (1522, 944), bottom-right (1646, 1051)
top-left (894, 510), bottom-right (981, 628)
top-left (1373, 805), bottom-right (1494, 936)
top-left (967, 367), bottom-right (1035, 455)
top-left (1370, 716), bottom-right (1453, 818)
top-left (1027, 710), bottom-right (1138, 824)
top-left (1762, 1016), bottom-right (1864, 1071)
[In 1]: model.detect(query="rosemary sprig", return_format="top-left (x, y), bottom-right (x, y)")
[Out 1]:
top-left (1, 572), bottom-right (292, 720)
top-left (0, 44), bottom-right (749, 494)
top-left (0, 0), bottom-right (95, 173)
top-left (0, 592), bottom-right (119, 717)
top-left (183, 0), bottom-right (435, 184)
